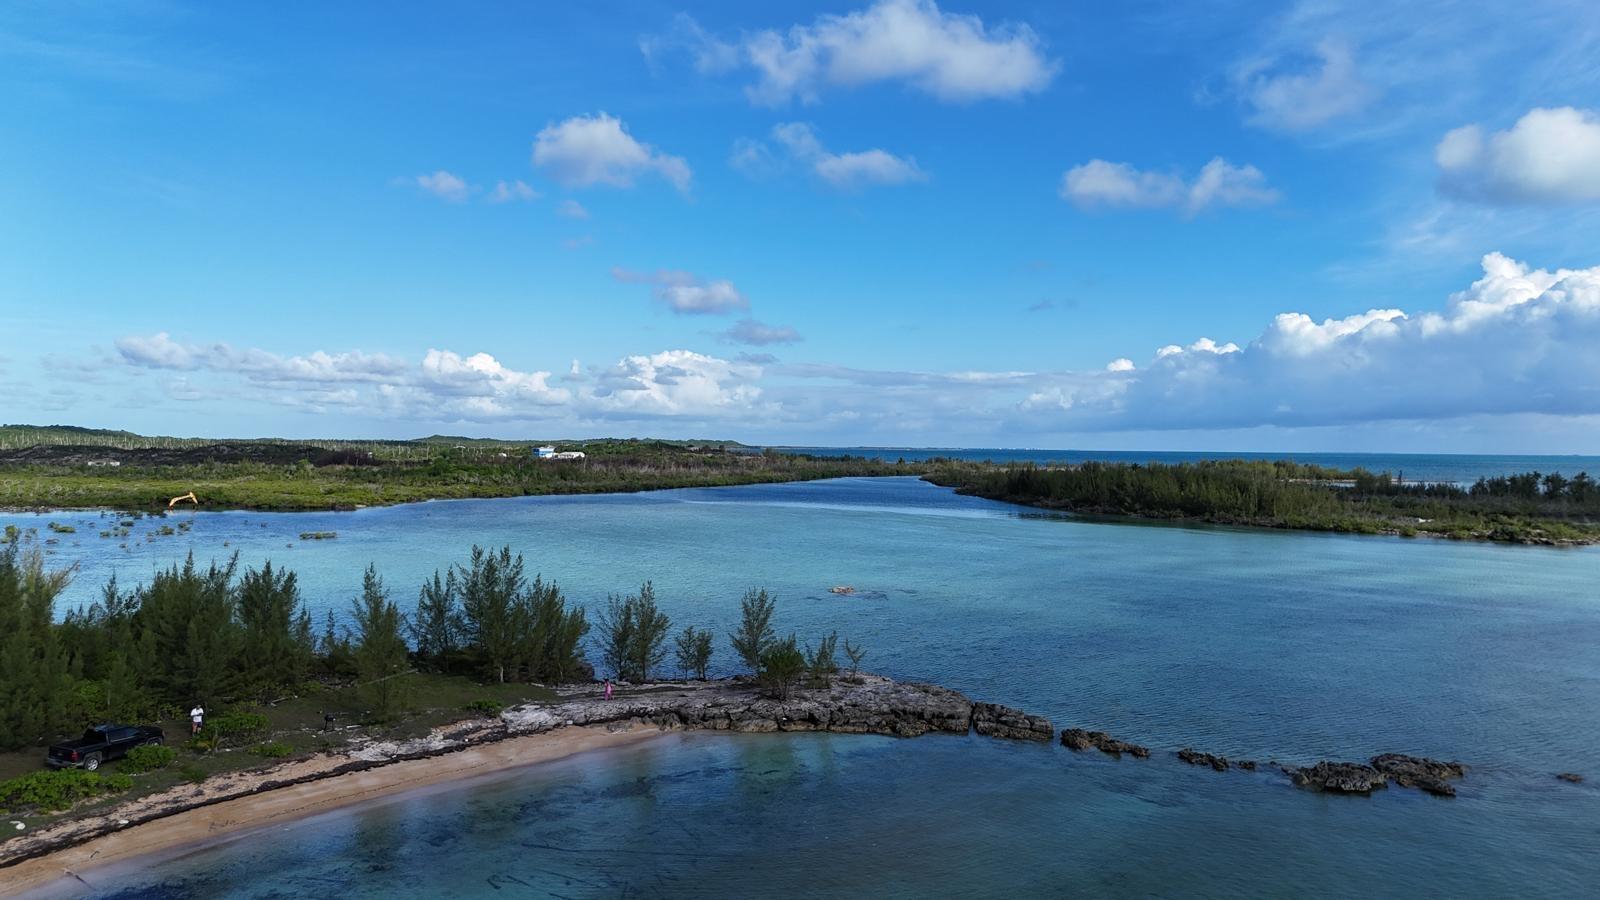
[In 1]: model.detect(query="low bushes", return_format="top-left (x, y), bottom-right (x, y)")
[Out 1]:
top-left (0, 769), bottom-right (133, 814)
top-left (251, 741), bottom-right (293, 758)
top-left (119, 743), bottom-right (177, 774)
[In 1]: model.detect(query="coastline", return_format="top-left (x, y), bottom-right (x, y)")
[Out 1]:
top-left (3, 724), bottom-right (663, 897)
top-left (0, 675), bottom-right (1014, 895)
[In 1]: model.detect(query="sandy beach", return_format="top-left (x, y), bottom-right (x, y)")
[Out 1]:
top-left (2, 723), bottom-right (664, 897)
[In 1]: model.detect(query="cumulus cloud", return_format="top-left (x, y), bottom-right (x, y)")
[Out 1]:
top-left (1061, 158), bottom-right (1279, 215)
top-left (650, 0), bottom-right (1057, 105)
top-left (1232, 39), bottom-right (1373, 132)
top-left (738, 122), bottom-right (926, 189)
top-left (1436, 107), bottom-right (1600, 205)
top-left (612, 268), bottom-right (750, 315)
top-left (719, 318), bottom-right (804, 346)
top-left (590, 350), bottom-right (767, 418)
top-left (408, 170), bottom-right (473, 202)
top-left (487, 180), bottom-right (539, 203)
top-left (1023, 253), bottom-right (1600, 430)
top-left (532, 113), bottom-right (691, 193)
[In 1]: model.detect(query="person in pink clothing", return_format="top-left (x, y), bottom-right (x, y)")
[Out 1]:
top-left (604, 679), bottom-right (613, 701)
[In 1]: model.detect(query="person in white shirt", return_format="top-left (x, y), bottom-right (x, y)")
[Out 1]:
top-left (190, 705), bottom-right (204, 735)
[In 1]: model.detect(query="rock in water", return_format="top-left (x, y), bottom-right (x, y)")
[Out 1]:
top-left (1369, 754), bottom-right (1465, 797)
top-left (1060, 728), bottom-right (1150, 758)
top-left (1176, 748), bottom-right (1230, 771)
top-left (1556, 772), bottom-right (1584, 784)
top-left (1237, 760), bottom-right (1257, 771)
top-left (1288, 761), bottom-right (1388, 794)
top-left (971, 702), bottom-right (1053, 741)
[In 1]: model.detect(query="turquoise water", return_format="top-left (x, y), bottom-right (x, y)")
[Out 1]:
top-left (13, 477), bottom-right (1600, 898)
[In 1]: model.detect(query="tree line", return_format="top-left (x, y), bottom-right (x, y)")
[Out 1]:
top-left (0, 541), bottom-right (865, 751)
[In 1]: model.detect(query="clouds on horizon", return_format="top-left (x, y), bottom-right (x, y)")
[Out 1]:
top-left (98, 253), bottom-right (1600, 439)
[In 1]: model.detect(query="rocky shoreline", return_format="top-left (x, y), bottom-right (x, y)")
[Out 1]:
top-left (0, 674), bottom-right (1026, 871)
top-left (1, 672), bottom-right (1548, 879)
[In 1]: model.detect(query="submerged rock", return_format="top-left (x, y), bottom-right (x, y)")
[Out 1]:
top-left (1288, 761), bottom-right (1388, 794)
top-left (1556, 772), bottom-right (1584, 784)
top-left (1060, 728), bottom-right (1150, 758)
top-left (971, 702), bottom-right (1053, 741)
top-left (1237, 760), bottom-right (1257, 771)
top-left (1370, 754), bottom-right (1465, 797)
top-left (1176, 748), bottom-right (1230, 771)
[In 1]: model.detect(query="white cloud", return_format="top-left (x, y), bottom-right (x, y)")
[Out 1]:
top-left (741, 122), bottom-right (926, 189)
top-left (719, 318), bottom-right (804, 346)
top-left (532, 113), bottom-right (691, 193)
top-left (487, 180), bottom-right (539, 203)
top-left (612, 268), bottom-right (750, 315)
top-left (557, 199), bottom-right (590, 219)
top-left (1436, 107), bottom-right (1600, 205)
top-left (116, 335), bottom-right (409, 385)
top-left (652, 0), bottom-right (1057, 105)
top-left (590, 350), bottom-right (768, 418)
top-left (1232, 38), bottom-right (1373, 132)
top-left (1061, 158), bottom-right (1279, 215)
top-left (114, 332), bottom-right (198, 369)
top-left (409, 170), bottom-right (472, 202)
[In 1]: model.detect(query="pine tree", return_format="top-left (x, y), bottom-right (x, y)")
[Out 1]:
top-left (349, 565), bottom-right (410, 719)
top-left (728, 587), bottom-right (777, 674)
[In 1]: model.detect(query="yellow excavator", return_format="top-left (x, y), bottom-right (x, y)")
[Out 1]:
top-left (167, 491), bottom-right (198, 509)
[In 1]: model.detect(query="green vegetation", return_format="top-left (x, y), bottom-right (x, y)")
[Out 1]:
top-left (673, 625), bottom-right (714, 680)
top-left (299, 531), bottom-right (337, 540)
top-left (596, 582), bottom-right (672, 682)
top-left (0, 539), bottom-right (870, 823)
top-left (926, 460), bottom-right (1600, 545)
top-left (0, 425), bottom-right (914, 512)
top-left (119, 743), bottom-right (176, 774)
top-left (0, 768), bottom-right (132, 814)
top-left (349, 566), bottom-right (409, 720)
top-left (758, 636), bottom-right (807, 701)
top-left (805, 631), bottom-right (840, 689)
top-left (729, 588), bottom-right (778, 673)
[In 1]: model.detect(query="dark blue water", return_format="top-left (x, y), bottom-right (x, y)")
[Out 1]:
top-left (13, 478), bottom-right (1600, 898)
top-left (782, 447), bottom-right (1600, 485)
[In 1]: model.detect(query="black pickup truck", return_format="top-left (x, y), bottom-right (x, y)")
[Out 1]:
top-left (46, 723), bottom-right (164, 771)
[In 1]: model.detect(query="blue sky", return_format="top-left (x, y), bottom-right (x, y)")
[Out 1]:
top-left (4, 0), bottom-right (1600, 450)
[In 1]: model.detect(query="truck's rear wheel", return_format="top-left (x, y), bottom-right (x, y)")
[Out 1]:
top-left (83, 753), bottom-right (101, 771)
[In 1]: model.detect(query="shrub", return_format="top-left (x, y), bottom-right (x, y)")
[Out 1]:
top-left (758, 635), bottom-right (806, 700)
top-left (0, 769), bottom-right (133, 814)
top-left (186, 735), bottom-right (218, 754)
top-left (465, 699), bottom-right (503, 715)
top-left (119, 744), bottom-right (177, 774)
top-left (177, 764), bottom-right (208, 783)
top-left (251, 741), bottom-right (293, 758)
top-left (206, 711), bottom-right (269, 747)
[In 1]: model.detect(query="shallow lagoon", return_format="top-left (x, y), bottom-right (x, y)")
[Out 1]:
top-left (13, 477), bottom-right (1600, 898)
